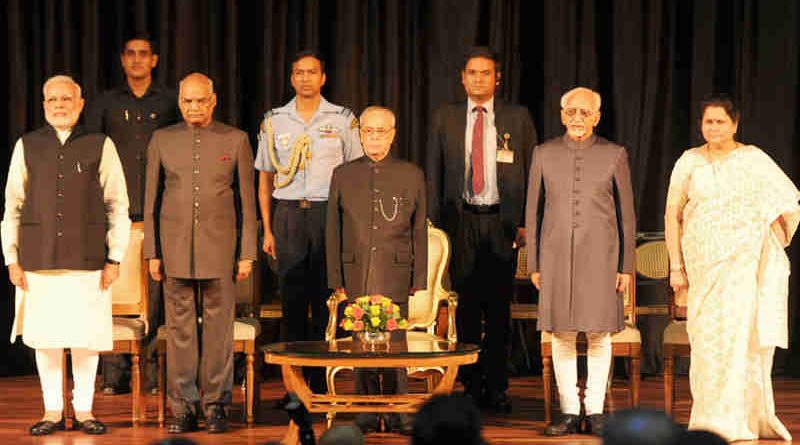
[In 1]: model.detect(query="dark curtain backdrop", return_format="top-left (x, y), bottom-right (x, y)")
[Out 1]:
top-left (3, 0), bottom-right (800, 375)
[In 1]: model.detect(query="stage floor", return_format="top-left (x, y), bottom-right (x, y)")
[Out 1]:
top-left (0, 372), bottom-right (798, 444)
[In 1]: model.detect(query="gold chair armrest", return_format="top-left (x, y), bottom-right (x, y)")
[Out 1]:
top-left (447, 291), bottom-right (458, 343)
top-left (325, 291), bottom-right (348, 342)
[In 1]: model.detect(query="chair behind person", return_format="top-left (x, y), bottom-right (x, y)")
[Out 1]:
top-left (662, 245), bottom-right (689, 417)
top-left (539, 273), bottom-right (641, 423)
top-left (324, 221), bottom-right (458, 427)
top-left (156, 259), bottom-right (263, 426)
top-left (62, 222), bottom-right (149, 424)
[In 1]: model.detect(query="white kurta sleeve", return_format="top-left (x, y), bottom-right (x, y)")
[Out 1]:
top-left (98, 137), bottom-right (131, 262)
top-left (1, 139), bottom-right (27, 266)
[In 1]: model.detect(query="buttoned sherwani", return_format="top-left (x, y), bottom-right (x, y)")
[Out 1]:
top-left (144, 120), bottom-right (257, 416)
top-left (326, 155), bottom-right (427, 409)
top-left (327, 156), bottom-right (427, 302)
top-left (525, 135), bottom-right (635, 333)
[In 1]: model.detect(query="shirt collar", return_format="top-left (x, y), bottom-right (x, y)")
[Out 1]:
top-left (284, 95), bottom-right (335, 119)
top-left (119, 81), bottom-right (163, 98)
top-left (468, 97), bottom-right (494, 115)
top-left (365, 153), bottom-right (396, 166)
top-left (563, 133), bottom-right (598, 150)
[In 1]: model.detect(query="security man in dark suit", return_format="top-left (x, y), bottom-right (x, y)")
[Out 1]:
top-left (84, 33), bottom-right (179, 395)
top-left (327, 106), bottom-right (427, 434)
top-left (426, 47), bottom-right (537, 413)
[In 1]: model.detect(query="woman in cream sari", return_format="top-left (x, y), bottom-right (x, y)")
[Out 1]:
top-left (665, 96), bottom-right (800, 441)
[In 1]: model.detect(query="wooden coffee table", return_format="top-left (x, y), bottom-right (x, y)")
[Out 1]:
top-left (263, 339), bottom-right (479, 444)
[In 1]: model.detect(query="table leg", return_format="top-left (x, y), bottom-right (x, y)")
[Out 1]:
top-left (430, 365), bottom-right (460, 395)
top-left (280, 365), bottom-right (312, 445)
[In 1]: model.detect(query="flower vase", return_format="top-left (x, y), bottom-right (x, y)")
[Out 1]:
top-left (357, 331), bottom-right (391, 350)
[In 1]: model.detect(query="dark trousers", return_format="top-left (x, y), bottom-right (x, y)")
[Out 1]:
top-left (354, 305), bottom-right (409, 397)
top-left (164, 276), bottom-right (235, 417)
top-left (452, 209), bottom-right (513, 401)
top-left (102, 276), bottom-right (163, 390)
top-left (273, 200), bottom-right (329, 391)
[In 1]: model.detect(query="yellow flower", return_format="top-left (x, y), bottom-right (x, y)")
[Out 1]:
top-left (344, 306), bottom-right (354, 317)
top-left (370, 317), bottom-right (381, 327)
top-left (357, 296), bottom-right (370, 304)
top-left (392, 304), bottom-right (400, 314)
top-left (398, 319), bottom-right (408, 329)
top-left (381, 298), bottom-right (391, 308)
top-left (370, 305), bottom-right (381, 316)
top-left (343, 320), bottom-right (354, 331)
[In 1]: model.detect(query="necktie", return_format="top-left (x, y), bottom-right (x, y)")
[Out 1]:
top-left (471, 106), bottom-right (485, 196)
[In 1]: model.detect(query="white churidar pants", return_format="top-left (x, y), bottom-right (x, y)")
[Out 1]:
top-left (35, 348), bottom-right (99, 413)
top-left (551, 331), bottom-right (612, 415)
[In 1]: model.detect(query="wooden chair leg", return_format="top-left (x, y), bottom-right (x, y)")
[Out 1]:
top-left (132, 349), bottom-right (141, 425)
top-left (542, 356), bottom-right (552, 424)
top-left (605, 358), bottom-right (615, 414)
top-left (664, 352), bottom-right (674, 416)
top-left (246, 349), bottom-right (255, 426)
top-left (630, 356), bottom-right (640, 407)
top-left (158, 343), bottom-right (166, 427)
top-left (62, 350), bottom-right (70, 420)
top-left (254, 350), bottom-right (261, 423)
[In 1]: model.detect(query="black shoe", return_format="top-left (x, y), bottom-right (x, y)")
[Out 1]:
top-left (101, 385), bottom-right (131, 395)
top-left (29, 418), bottom-right (65, 436)
top-left (486, 391), bottom-right (512, 414)
top-left (386, 413), bottom-right (414, 435)
top-left (544, 414), bottom-right (580, 436)
top-left (71, 417), bottom-right (107, 435)
top-left (586, 413), bottom-right (606, 437)
top-left (168, 412), bottom-right (199, 434)
top-left (205, 405), bottom-right (228, 434)
top-left (354, 413), bottom-right (380, 434)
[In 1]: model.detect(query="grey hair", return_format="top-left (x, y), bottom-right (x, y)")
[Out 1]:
top-left (359, 105), bottom-right (396, 128)
top-left (560, 87), bottom-right (601, 111)
top-left (179, 72), bottom-right (215, 92)
top-left (42, 75), bottom-right (82, 98)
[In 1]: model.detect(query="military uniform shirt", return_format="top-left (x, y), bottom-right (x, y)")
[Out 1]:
top-left (254, 96), bottom-right (362, 201)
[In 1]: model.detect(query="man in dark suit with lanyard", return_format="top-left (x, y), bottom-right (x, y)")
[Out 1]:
top-left (426, 46), bottom-right (537, 413)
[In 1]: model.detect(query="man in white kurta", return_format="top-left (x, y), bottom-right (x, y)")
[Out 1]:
top-left (2, 75), bottom-right (130, 436)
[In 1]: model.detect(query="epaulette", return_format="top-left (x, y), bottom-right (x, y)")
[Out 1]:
top-left (337, 107), bottom-right (359, 129)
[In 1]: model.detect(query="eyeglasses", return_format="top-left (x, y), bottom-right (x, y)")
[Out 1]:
top-left (360, 127), bottom-right (394, 137)
top-left (563, 108), bottom-right (596, 118)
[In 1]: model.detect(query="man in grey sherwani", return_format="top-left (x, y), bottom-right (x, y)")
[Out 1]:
top-left (525, 87), bottom-right (635, 437)
top-left (326, 106), bottom-right (427, 435)
top-left (144, 73), bottom-right (257, 434)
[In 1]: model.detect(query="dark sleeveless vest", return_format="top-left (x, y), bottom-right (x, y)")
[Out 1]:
top-left (18, 125), bottom-right (108, 271)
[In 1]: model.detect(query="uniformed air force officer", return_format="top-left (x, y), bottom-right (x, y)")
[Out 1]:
top-left (526, 87), bottom-right (635, 437)
top-left (255, 50), bottom-right (362, 392)
top-left (326, 106), bottom-right (426, 434)
top-left (144, 73), bottom-right (257, 434)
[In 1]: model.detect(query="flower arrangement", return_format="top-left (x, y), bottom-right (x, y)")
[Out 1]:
top-left (340, 294), bottom-right (408, 333)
